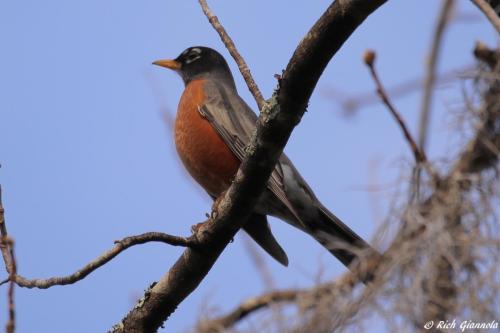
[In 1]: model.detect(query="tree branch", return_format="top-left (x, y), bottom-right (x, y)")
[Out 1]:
top-left (198, 0), bottom-right (266, 111)
top-left (0, 187), bottom-right (14, 279)
top-left (0, 228), bottom-right (195, 289)
top-left (410, 0), bottom-right (455, 201)
top-left (471, 0), bottom-right (500, 32)
top-left (111, 1), bottom-right (388, 332)
top-left (363, 50), bottom-right (429, 165)
top-left (0, 188), bottom-right (16, 333)
top-left (418, 0), bottom-right (455, 151)
top-left (4, 237), bottom-right (15, 333)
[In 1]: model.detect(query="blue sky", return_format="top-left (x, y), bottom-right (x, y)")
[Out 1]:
top-left (0, 1), bottom-right (497, 332)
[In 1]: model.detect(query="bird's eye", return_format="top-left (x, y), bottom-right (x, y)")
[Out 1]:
top-left (184, 48), bottom-right (202, 64)
top-left (185, 53), bottom-right (201, 64)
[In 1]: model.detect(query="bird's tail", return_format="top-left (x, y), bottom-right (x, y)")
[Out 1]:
top-left (243, 214), bottom-right (289, 267)
top-left (308, 203), bottom-right (378, 270)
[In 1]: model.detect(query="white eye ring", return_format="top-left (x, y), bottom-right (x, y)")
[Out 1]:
top-left (185, 53), bottom-right (201, 64)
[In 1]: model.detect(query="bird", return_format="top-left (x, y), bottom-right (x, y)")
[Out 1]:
top-left (153, 46), bottom-right (377, 272)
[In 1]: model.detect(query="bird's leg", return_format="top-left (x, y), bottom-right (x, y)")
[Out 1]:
top-left (190, 188), bottom-right (228, 237)
top-left (189, 219), bottom-right (215, 246)
top-left (209, 190), bottom-right (234, 243)
top-left (210, 190), bottom-right (227, 220)
top-left (190, 222), bottom-right (205, 234)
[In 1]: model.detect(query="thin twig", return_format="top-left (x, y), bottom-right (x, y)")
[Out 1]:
top-left (0, 187), bottom-right (13, 276)
top-left (0, 231), bottom-right (197, 289)
top-left (413, 0), bottom-right (454, 201)
top-left (0, 188), bottom-right (16, 333)
top-left (5, 238), bottom-right (16, 333)
top-left (198, 0), bottom-right (266, 111)
top-left (418, 0), bottom-right (455, 151)
top-left (363, 50), bottom-right (429, 165)
top-left (471, 0), bottom-right (500, 32)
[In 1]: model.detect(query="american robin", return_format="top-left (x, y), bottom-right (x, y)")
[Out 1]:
top-left (153, 46), bottom-right (377, 270)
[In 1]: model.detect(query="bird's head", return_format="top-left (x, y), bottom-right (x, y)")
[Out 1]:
top-left (153, 46), bottom-right (234, 86)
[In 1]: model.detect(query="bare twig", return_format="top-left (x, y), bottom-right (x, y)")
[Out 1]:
top-left (0, 187), bottom-right (13, 277)
top-left (0, 231), bottom-right (196, 289)
top-left (0, 188), bottom-right (16, 333)
top-left (363, 50), bottom-right (429, 165)
top-left (413, 0), bottom-right (454, 201)
top-left (5, 238), bottom-right (16, 333)
top-left (112, 1), bottom-right (388, 332)
top-left (198, 0), bottom-right (265, 111)
top-left (471, 0), bottom-right (500, 32)
top-left (418, 0), bottom-right (455, 151)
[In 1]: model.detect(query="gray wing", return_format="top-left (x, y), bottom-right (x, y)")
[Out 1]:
top-left (200, 81), bottom-right (378, 271)
top-left (199, 80), bottom-right (303, 225)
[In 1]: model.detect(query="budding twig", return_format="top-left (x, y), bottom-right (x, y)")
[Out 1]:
top-left (363, 50), bottom-right (428, 165)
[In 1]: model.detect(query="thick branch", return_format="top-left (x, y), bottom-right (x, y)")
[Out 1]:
top-left (112, 1), bottom-right (388, 332)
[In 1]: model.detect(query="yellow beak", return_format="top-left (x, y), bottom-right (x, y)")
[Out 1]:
top-left (152, 59), bottom-right (181, 70)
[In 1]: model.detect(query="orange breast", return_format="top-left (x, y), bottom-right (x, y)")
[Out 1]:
top-left (175, 79), bottom-right (240, 197)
